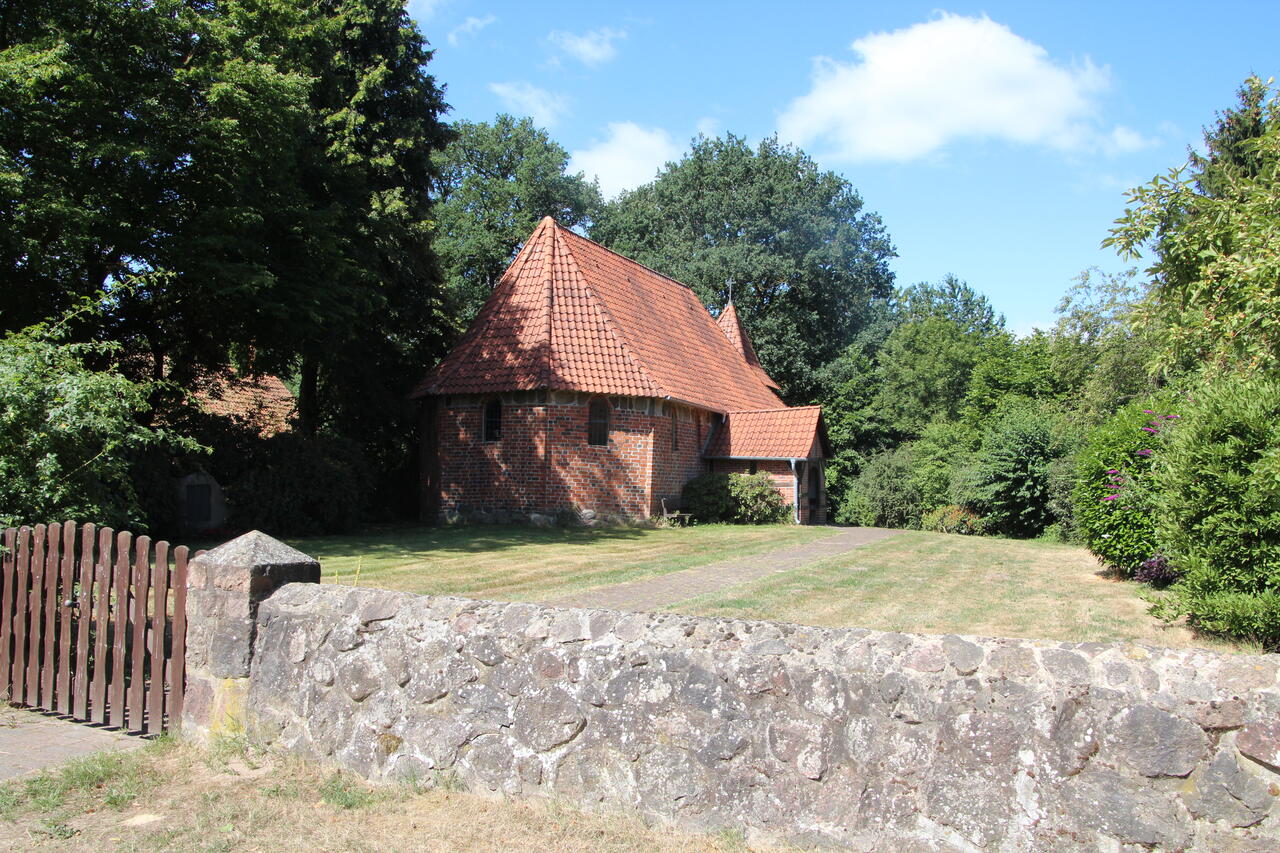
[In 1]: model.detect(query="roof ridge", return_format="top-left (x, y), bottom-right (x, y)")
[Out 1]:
top-left (550, 221), bottom-right (661, 396)
top-left (727, 405), bottom-right (821, 413)
top-left (555, 222), bottom-right (695, 294)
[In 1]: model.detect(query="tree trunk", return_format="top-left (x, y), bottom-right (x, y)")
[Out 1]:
top-left (298, 356), bottom-right (319, 436)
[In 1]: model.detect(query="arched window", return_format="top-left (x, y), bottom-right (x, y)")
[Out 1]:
top-left (483, 399), bottom-right (502, 442)
top-left (670, 408), bottom-right (679, 450)
top-left (587, 399), bottom-right (610, 446)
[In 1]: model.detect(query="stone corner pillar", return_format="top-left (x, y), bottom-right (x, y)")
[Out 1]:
top-left (179, 530), bottom-right (320, 742)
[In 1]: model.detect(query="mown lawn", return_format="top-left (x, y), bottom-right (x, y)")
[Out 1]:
top-left (670, 530), bottom-right (1252, 652)
top-left (286, 523), bottom-right (832, 602)
top-left (0, 731), bottom-right (770, 852)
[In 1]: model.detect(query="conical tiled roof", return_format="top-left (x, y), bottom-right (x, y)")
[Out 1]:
top-left (716, 302), bottom-right (781, 391)
top-left (413, 218), bottom-right (785, 413)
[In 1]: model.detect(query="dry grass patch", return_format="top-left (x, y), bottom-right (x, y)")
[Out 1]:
top-left (671, 531), bottom-right (1255, 652)
top-left (284, 523), bottom-right (830, 602)
top-left (0, 737), bottom-right (780, 852)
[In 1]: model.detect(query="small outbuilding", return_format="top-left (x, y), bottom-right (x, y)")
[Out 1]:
top-left (411, 217), bottom-right (829, 523)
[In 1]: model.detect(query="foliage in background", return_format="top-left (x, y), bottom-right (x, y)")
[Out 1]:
top-left (225, 433), bottom-right (372, 536)
top-left (0, 328), bottom-right (196, 529)
top-left (681, 473), bottom-right (789, 525)
top-left (432, 115), bottom-right (602, 325)
top-left (592, 134), bottom-right (896, 403)
top-left (1151, 377), bottom-right (1280, 648)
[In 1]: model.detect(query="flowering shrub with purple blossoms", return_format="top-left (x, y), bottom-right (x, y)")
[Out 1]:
top-left (1072, 395), bottom-right (1180, 574)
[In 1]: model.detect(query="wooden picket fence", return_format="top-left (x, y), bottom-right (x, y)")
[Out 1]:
top-left (0, 522), bottom-right (190, 734)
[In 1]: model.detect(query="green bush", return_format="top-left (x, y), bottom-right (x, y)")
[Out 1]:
top-left (956, 400), bottom-right (1061, 538)
top-left (1073, 395), bottom-right (1176, 573)
top-left (681, 472), bottom-right (789, 524)
top-left (226, 433), bottom-right (371, 535)
top-left (921, 504), bottom-right (986, 535)
top-left (845, 446), bottom-right (922, 528)
top-left (1153, 377), bottom-right (1280, 648)
top-left (0, 330), bottom-right (197, 529)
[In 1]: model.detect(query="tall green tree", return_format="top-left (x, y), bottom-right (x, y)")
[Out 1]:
top-left (894, 275), bottom-right (1004, 337)
top-left (591, 134), bottom-right (895, 401)
top-left (433, 114), bottom-right (601, 324)
top-left (1, 0), bottom-right (452, 516)
top-left (1106, 77), bottom-right (1280, 373)
top-left (872, 317), bottom-right (984, 438)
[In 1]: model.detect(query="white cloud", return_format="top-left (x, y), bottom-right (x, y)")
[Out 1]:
top-left (778, 14), bottom-right (1131, 162)
top-left (548, 27), bottom-right (626, 66)
top-left (570, 123), bottom-right (682, 198)
top-left (406, 0), bottom-right (448, 21)
top-left (1105, 125), bottom-right (1156, 154)
top-left (448, 14), bottom-right (496, 47)
top-left (695, 116), bottom-right (721, 138)
top-left (488, 81), bottom-right (569, 128)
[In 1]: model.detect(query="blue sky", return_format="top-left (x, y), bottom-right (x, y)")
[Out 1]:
top-left (408, 1), bottom-right (1278, 334)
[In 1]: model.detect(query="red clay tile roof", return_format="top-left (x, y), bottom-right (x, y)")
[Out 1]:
top-left (716, 302), bottom-right (781, 391)
top-left (704, 406), bottom-right (828, 459)
top-left (413, 217), bottom-right (785, 413)
top-left (195, 373), bottom-right (295, 438)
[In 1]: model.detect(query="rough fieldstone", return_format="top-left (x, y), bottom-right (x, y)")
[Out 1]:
top-left (1181, 750), bottom-right (1274, 827)
top-left (1237, 721), bottom-right (1280, 773)
top-left (1108, 705), bottom-right (1207, 777)
top-left (237, 584), bottom-right (1280, 852)
top-left (1060, 767), bottom-right (1190, 849)
top-left (515, 689), bottom-right (586, 752)
top-left (941, 636), bottom-right (985, 675)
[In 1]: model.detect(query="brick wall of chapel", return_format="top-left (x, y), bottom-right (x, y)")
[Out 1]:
top-left (432, 395), bottom-right (712, 519)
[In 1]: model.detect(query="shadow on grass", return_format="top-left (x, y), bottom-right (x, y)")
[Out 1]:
top-left (280, 523), bottom-right (653, 563)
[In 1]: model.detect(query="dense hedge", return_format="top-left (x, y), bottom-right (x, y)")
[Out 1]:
top-left (681, 472), bottom-right (790, 524)
top-left (1152, 378), bottom-right (1280, 648)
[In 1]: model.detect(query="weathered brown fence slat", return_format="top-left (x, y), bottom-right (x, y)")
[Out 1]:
top-left (72, 523), bottom-right (95, 719)
top-left (57, 522), bottom-right (75, 715)
top-left (148, 541), bottom-right (169, 730)
top-left (170, 546), bottom-right (189, 726)
top-left (12, 528), bottom-right (30, 703)
top-left (40, 522), bottom-right (61, 707)
top-left (1, 527), bottom-right (15, 693)
top-left (1, 521), bottom-right (189, 733)
top-left (128, 535), bottom-right (150, 733)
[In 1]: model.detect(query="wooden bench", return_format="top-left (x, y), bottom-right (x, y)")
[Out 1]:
top-left (660, 497), bottom-right (691, 526)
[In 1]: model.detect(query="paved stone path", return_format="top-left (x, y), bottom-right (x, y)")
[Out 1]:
top-left (548, 526), bottom-right (900, 612)
top-left (0, 707), bottom-right (144, 781)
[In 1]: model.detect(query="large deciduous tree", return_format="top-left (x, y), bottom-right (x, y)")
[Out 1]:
top-left (1106, 76), bottom-right (1280, 373)
top-left (590, 134), bottom-right (895, 402)
top-left (432, 114), bottom-right (601, 325)
top-left (1, 0), bottom-right (452, 517)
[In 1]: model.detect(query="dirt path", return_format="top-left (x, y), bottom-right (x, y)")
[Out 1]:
top-left (545, 526), bottom-right (899, 612)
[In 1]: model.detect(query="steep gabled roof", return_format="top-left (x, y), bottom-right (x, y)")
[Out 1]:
top-left (413, 217), bottom-right (784, 413)
top-left (195, 372), bottom-right (295, 438)
top-left (716, 302), bottom-right (781, 391)
top-left (704, 406), bottom-right (829, 460)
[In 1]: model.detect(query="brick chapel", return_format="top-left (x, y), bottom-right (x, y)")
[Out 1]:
top-left (412, 217), bottom-right (829, 524)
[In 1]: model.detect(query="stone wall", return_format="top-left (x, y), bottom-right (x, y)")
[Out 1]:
top-left (233, 582), bottom-right (1280, 852)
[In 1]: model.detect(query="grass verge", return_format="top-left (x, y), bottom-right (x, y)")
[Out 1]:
top-left (669, 530), bottom-right (1255, 652)
top-left (0, 735), bottom-right (779, 852)
top-left (280, 523), bottom-right (831, 602)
